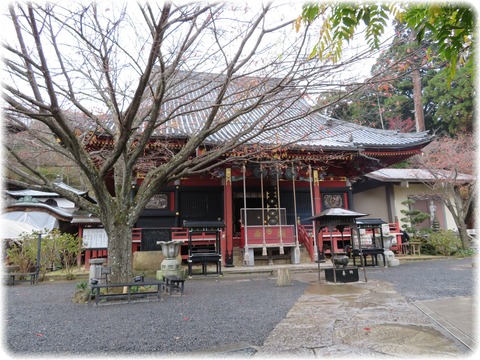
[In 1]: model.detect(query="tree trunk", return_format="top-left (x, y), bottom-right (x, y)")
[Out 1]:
top-left (458, 224), bottom-right (471, 250)
top-left (452, 190), bottom-right (471, 250)
top-left (444, 186), bottom-right (471, 250)
top-left (412, 68), bottom-right (425, 132)
top-left (105, 222), bottom-right (134, 283)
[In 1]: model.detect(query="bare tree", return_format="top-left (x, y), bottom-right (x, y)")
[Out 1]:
top-left (412, 134), bottom-right (476, 248)
top-left (3, 2), bottom-right (394, 282)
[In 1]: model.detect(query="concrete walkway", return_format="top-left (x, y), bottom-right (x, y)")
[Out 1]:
top-left (253, 272), bottom-right (474, 357)
top-left (415, 296), bottom-right (476, 350)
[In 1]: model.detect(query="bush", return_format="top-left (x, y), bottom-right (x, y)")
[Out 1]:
top-left (44, 229), bottom-right (80, 279)
top-left (76, 280), bottom-right (89, 291)
top-left (456, 248), bottom-right (476, 257)
top-left (6, 229), bottom-right (81, 280)
top-left (428, 230), bottom-right (462, 256)
top-left (6, 232), bottom-right (39, 273)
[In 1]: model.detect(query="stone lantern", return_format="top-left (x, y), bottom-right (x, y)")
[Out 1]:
top-left (156, 240), bottom-right (184, 279)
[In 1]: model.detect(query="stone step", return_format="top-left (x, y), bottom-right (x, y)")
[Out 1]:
top-left (230, 245), bottom-right (314, 267)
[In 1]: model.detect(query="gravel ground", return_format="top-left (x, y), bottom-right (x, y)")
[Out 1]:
top-left (3, 258), bottom-right (476, 356)
top-left (3, 275), bottom-right (307, 356)
top-left (365, 257), bottom-right (476, 302)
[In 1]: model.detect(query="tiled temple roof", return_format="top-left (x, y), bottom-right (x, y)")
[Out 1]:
top-left (366, 168), bottom-right (476, 182)
top-left (84, 71), bottom-right (431, 154)
top-left (137, 71), bottom-right (432, 151)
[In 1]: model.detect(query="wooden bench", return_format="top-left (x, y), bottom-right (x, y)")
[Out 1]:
top-left (90, 280), bottom-right (165, 305)
top-left (4, 272), bottom-right (37, 285)
top-left (163, 275), bottom-right (185, 295)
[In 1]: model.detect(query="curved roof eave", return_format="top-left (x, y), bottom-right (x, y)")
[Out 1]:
top-left (4, 203), bottom-right (74, 220)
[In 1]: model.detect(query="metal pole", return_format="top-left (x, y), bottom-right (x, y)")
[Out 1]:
top-left (329, 225), bottom-right (337, 284)
top-left (308, 165), bottom-right (318, 262)
top-left (356, 225), bottom-right (367, 282)
top-left (317, 241), bottom-right (321, 282)
top-left (292, 162), bottom-right (301, 264)
top-left (260, 163), bottom-right (267, 256)
top-left (242, 164), bottom-right (249, 265)
top-left (276, 163), bottom-right (284, 254)
top-left (292, 162), bottom-right (298, 246)
top-left (35, 233), bottom-right (41, 284)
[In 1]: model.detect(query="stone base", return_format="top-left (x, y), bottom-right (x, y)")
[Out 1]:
top-left (156, 269), bottom-right (186, 280)
top-left (276, 268), bottom-right (292, 287)
top-left (156, 258), bottom-right (185, 280)
top-left (133, 251), bottom-right (164, 271)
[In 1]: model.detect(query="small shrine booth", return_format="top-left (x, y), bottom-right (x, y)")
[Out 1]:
top-left (306, 208), bottom-right (368, 283)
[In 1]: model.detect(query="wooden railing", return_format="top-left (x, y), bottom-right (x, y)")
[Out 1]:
top-left (240, 225), bottom-right (295, 248)
top-left (84, 222), bottom-right (404, 266)
top-left (297, 224), bottom-right (315, 261)
top-left (171, 227), bottom-right (219, 242)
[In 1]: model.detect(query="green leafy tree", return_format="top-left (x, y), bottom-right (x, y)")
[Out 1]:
top-left (422, 66), bottom-right (475, 134)
top-left (6, 233), bottom-right (38, 273)
top-left (300, 3), bottom-right (475, 133)
top-left (43, 229), bottom-right (81, 280)
top-left (370, 20), bottom-right (438, 132)
top-left (299, 3), bottom-right (475, 81)
top-left (400, 199), bottom-right (430, 237)
top-left (403, 5), bottom-right (475, 81)
top-left (318, 17), bottom-right (474, 136)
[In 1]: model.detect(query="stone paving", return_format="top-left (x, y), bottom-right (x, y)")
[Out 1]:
top-left (255, 274), bottom-right (465, 358)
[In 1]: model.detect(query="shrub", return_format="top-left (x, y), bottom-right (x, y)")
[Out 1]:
top-left (76, 280), bottom-right (89, 291)
top-left (428, 230), bottom-right (462, 256)
top-left (6, 229), bottom-right (81, 280)
top-left (43, 229), bottom-right (80, 279)
top-left (456, 248), bottom-right (476, 257)
top-left (6, 232), bottom-right (39, 273)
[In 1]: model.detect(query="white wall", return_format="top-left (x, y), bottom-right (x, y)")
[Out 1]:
top-left (392, 183), bottom-right (457, 230)
top-left (353, 187), bottom-right (389, 220)
top-left (353, 182), bottom-right (458, 230)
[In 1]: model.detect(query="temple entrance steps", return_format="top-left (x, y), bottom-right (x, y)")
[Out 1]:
top-left (230, 245), bottom-right (312, 267)
top-left (232, 247), bottom-right (244, 267)
top-left (300, 245), bottom-right (311, 263)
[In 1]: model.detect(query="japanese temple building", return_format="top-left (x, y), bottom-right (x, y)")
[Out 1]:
top-left (80, 72), bottom-right (433, 268)
top-left (4, 72), bottom-right (433, 269)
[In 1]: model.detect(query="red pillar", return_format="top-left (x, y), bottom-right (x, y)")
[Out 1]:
top-left (224, 168), bottom-right (234, 266)
top-left (313, 169), bottom-right (322, 213)
top-left (313, 169), bottom-right (324, 258)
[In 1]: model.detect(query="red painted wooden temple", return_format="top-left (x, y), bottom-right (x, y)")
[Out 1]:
top-left (34, 72), bottom-right (433, 268)
top-left (79, 134), bottom-right (431, 268)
